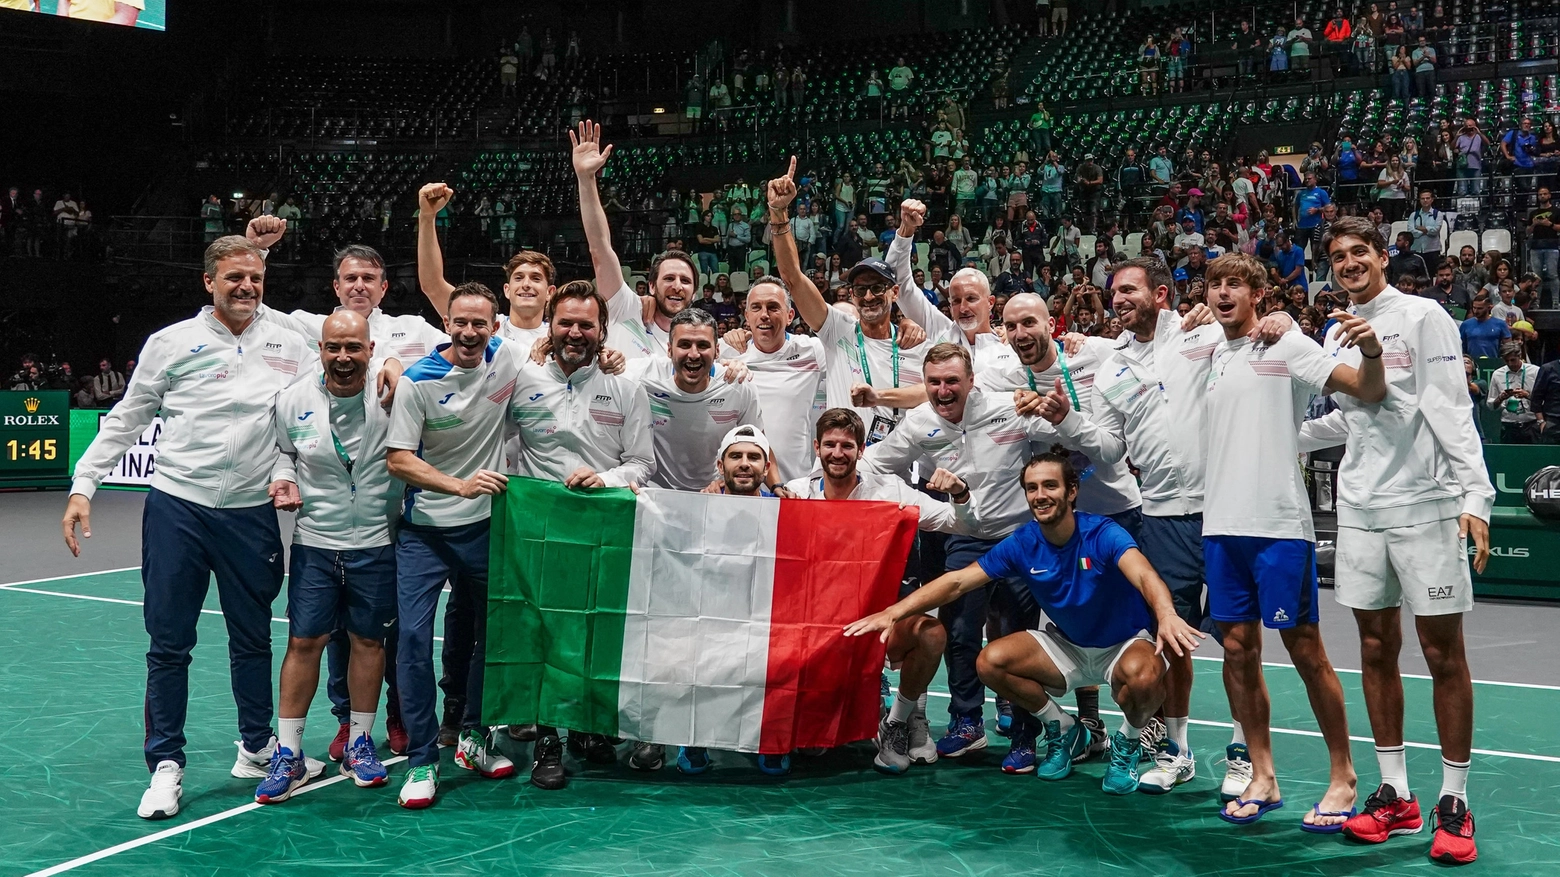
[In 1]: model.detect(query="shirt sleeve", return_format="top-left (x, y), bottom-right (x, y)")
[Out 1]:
top-left (71, 334), bottom-right (172, 499)
top-left (1283, 332), bottom-right (1340, 395)
top-left (1297, 409), bottom-right (1349, 452)
top-left (1416, 313), bottom-right (1496, 520)
top-left (816, 302), bottom-right (855, 347)
top-left (271, 397), bottom-right (299, 486)
top-left (886, 233), bottom-right (953, 337)
top-left (385, 378), bottom-right (426, 451)
top-left (1097, 518), bottom-right (1140, 564)
top-left (600, 383), bottom-right (656, 488)
top-left (860, 411), bottom-right (921, 477)
top-left (975, 530), bottom-right (1024, 580)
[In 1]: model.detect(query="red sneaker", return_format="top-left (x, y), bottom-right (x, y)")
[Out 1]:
top-left (1341, 784), bottom-right (1423, 843)
top-left (328, 722), bottom-right (350, 763)
top-left (1430, 794), bottom-right (1477, 865)
top-left (386, 713), bottom-right (409, 756)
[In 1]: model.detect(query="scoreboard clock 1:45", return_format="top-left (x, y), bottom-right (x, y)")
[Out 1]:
top-left (0, 390), bottom-right (70, 488)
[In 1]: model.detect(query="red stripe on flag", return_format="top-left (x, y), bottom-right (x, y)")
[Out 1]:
top-left (758, 499), bottom-right (919, 754)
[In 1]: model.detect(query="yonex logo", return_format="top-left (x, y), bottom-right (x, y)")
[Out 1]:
top-left (439, 393), bottom-right (456, 404)
top-left (298, 411), bottom-right (313, 421)
top-left (1272, 608), bottom-right (1290, 623)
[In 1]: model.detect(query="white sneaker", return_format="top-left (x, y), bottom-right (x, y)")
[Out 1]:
top-left (231, 736), bottom-right (325, 781)
top-left (138, 760), bottom-right (183, 819)
top-left (907, 699), bottom-right (939, 765)
top-left (455, 729), bottom-right (516, 779)
top-left (398, 764), bottom-right (438, 809)
top-left (1219, 742), bottom-right (1253, 802)
top-left (1136, 740), bottom-right (1196, 794)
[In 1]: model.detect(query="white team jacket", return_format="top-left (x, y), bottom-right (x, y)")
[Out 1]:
top-left (72, 307), bottom-right (311, 508)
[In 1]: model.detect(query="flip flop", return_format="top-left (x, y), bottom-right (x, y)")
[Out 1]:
top-left (1300, 803), bottom-right (1357, 834)
top-left (1219, 797), bottom-right (1286, 825)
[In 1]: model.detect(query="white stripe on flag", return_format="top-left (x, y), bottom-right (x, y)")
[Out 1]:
top-left (618, 489), bottom-right (779, 750)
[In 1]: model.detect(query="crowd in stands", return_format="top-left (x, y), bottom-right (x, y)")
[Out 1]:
top-left (1, 185), bottom-right (96, 260)
top-left (8, 354), bottom-right (133, 410)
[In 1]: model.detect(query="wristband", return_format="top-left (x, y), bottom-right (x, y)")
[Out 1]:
top-left (770, 223), bottom-right (792, 235)
top-left (1360, 349), bottom-right (1381, 359)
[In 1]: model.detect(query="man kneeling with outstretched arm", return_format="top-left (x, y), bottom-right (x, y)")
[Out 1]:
top-left (845, 448), bottom-right (1205, 794)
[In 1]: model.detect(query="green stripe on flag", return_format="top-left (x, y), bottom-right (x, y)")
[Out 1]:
top-left (485, 476), bottom-right (636, 736)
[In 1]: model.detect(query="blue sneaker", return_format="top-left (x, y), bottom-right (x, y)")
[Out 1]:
top-left (757, 754), bottom-right (791, 776)
top-left (255, 746), bottom-right (308, 803)
top-left (1000, 719), bottom-right (1037, 773)
top-left (1101, 731), bottom-right (1145, 795)
top-left (994, 698), bottom-right (1014, 738)
top-left (676, 746), bottom-right (711, 775)
top-left (340, 734), bottom-right (389, 788)
top-left (935, 716), bottom-right (989, 757)
top-left (1035, 719), bottom-right (1090, 781)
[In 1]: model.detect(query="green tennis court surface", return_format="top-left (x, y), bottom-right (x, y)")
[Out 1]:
top-left (3, 569), bottom-right (1557, 876)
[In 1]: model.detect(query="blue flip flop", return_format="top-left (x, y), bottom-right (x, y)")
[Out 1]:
top-left (1299, 803), bottom-right (1357, 834)
top-left (1219, 797), bottom-right (1286, 825)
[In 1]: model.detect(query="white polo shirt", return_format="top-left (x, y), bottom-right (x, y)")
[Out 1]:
top-left (718, 334), bottom-right (828, 482)
top-left (628, 358), bottom-right (765, 491)
top-left (507, 359), bottom-right (655, 487)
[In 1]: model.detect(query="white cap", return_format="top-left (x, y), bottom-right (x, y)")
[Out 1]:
top-left (717, 424), bottom-right (772, 463)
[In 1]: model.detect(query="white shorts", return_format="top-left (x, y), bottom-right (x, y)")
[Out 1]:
top-left (1335, 518), bottom-right (1474, 616)
top-left (1027, 616), bottom-right (1156, 698)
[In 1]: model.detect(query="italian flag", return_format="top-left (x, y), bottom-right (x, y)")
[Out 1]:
top-left (485, 477), bottom-right (920, 754)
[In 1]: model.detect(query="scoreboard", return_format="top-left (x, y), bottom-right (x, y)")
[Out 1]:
top-left (0, 391), bottom-right (71, 488)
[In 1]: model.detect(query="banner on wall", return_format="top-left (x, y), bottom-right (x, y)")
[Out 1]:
top-left (99, 413), bottom-right (162, 486)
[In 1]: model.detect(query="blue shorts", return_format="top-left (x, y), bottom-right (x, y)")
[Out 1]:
top-left (1203, 535), bottom-right (1318, 630)
top-left (1137, 513), bottom-right (1207, 629)
top-left (1106, 506), bottom-right (1144, 542)
top-left (287, 544), bottom-right (398, 639)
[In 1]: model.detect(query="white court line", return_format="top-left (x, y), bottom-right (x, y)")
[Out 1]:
top-left (1188, 654), bottom-right (1560, 692)
top-left (0, 566), bottom-right (141, 590)
top-left (913, 690), bottom-right (1560, 764)
top-left (24, 755), bottom-right (409, 877)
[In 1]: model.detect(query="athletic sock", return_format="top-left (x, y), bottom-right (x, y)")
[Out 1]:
top-left (1036, 698), bottom-right (1074, 731)
top-left (1230, 720), bottom-right (1246, 746)
top-left (916, 692), bottom-right (928, 715)
top-left (278, 717), bottom-right (306, 757)
top-left (349, 711), bottom-right (376, 746)
top-left (888, 693), bottom-right (916, 723)
top-left (1440, 757), bottom-right (1470, 805)
top-left (1376, 744), bottom-right (1409, 800)
top-left (1166, 716), bottom-right (1190, 753)
top-left (1074, 687), bottom-right (1100, 725)
top-left (1119, 718), bottom-right (1144, 741)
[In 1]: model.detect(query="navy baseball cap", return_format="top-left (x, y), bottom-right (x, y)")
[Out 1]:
top-left (847, 258), bottom-right (896, 286)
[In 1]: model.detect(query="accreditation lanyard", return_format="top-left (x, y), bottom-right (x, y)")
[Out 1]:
top-left (855, 321), bottom-right (899, 390)
top-left (1027, 341), bottom-right (1081, 408)
top-left (324, 379), bottom-right (359, 494)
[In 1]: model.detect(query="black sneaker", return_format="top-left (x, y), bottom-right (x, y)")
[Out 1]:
top-left (568, 732), bottom-right (618, 765)
top-left (1076, 716), bottom-right (1108, 763)
top-left (507, 723), bottom-right (539, 742)
top-left (628, 742), bottom-right (665, 771)
top-left (438, 699), bottom-right (464, 748)
top-left (530, 735), bottom-right (567, 791)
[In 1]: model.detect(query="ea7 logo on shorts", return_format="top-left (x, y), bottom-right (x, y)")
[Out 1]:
top-left (1427, 586), bottom-right (1456, 600)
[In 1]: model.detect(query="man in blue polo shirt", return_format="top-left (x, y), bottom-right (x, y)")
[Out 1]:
top-left (1460, 295), bottom-right (1511, 360)
top-left (846, 448), bottom-right (1204, 796)
top-left (1271, 231), bottom-right (1308, 290)
top-left (1294, 173), bottom-right (1332, 254)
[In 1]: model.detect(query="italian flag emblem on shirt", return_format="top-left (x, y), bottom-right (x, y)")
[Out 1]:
top-left (1078, 557), bottom-right (1093, 571)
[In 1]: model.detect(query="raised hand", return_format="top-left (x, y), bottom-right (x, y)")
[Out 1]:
top-left (850, 382), bottom-right (881, 408)
top-left (569, 120), bottom-right (614, 177)
top-left (722, 327), bottom-right (753, 353)
top-left (246, 215), bottom-right (287, 249)
top-left (419, 182), bottom-right (454, 214)
top-left (899, 198), bottom-right (927, 235)
top-left (1035, 377), bottom-right (1072, 425)
top-left (1328, 310), bottom-right (1382, 356)
top-left (767, 156), bottom-right (798, 215)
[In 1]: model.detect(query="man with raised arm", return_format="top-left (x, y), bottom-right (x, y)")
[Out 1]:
top-left (63, 235), bottom-right (317, 820)
top-left (786, 407), bottom-right (978, 774)
top-left (767, 156), bottom-right (929, 439)
top-left (846, 449), bottom-right (1207, 796)
top-left (260, 311), bottom-right (401, 803)
top-left (385, 282), bottom-right (523, 809)
top-left (1303, 217), bottom-right (1492, 865)
top-left (504, 280), bottom-right (656, 790)
top-left (1031, 257), bottom-right (1294, 798)
top-left (1196, 252), bottom-right (1386, 829)
top-left (572, 120), bottom-right (691, 359)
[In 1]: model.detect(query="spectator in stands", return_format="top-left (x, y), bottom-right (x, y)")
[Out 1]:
top-left (887, 57), bottom-right (914, 118)
top-left (1205, 200), bottom-right (1240, 251)
top-left (1488, 342), bottom-right (1539, 443)
top-left (1051, 0), bottom-right (1069, 33)
top-left (1375, 155), bottom-right (1412, 222)
top-left (1287, 18), bottom-right (1313, 77)
top-left (1138, 35), bottom-right (1162, 96)
top-left (789, 66), bottom-right (806, 109)
top-left (499, 49), bottom-right (519, 98)
top-left (1148, 145), bottom-right (1173, 191)
top-left (1323, 10), bottom-right (1351, 73)
top-left (1049, 215), bottom-right (1081, 275)
top-left (1460, 295), bottom-right (1511, 359)
top-left (1408, 189), bottom-right (1445, 258)
top-left (1528, 187), bottom-right (1559, 307)
top-left (200, 194), bottom-right (224, 244)
top-left (790, 204), bottom-right (817, 265)
top-left (1171, 216), bottom-right (1205, 265)
top-left (1480, 259), bottom-right (1513, 300)
top-left (990, 58), bottom-right (1011, 110)
top-left (1387, 43), bottom-right (1412, 101)
top-left (1085, 239), bottom-right (1119, 289)
top-left (1293, 172), bottom-right (1330, 253)
top-left (1075, 154), bottom-right (1104, 233)
top-left (515, 26), bottom-right (532, 70)
top-left (1411, 35), bottom-right (1437, 98)
top-left (1270, 231), bottom-right (1307, 289)
top-left (1430, 258), bottom-right (1474, 309)
top-left (1028, 102), bottom-right (1053, 160)
top-left (2, 186), bottom-right (20, 253)
top-left (725, 208), bottom-right (751, 270)
top-left (1387, 231), bottom-right (1429, 280)
top-left (52, 192), bottom-right (81, 259)
top-left (1019, 210), bottom-right (1047, 276)
top-left (1492, 279), bottom-right (1524, 324)
top-left (1035, 153), bottom-right (1063, 221)
top-left (1350, 14), bottom-right (1377, 75)
top-left (945, 213), bottom-right (973, 256)
top-left (1166, 28), bottom-right (1192, 94)
top-left (928, 229), bottom-right (959, 280)
top-left (1502, 117), bottom-right (1539, 197)
top-left (1453, 116), bottom-right (1488, 196)
top-left (540, 29), bottom-right (556, 70)
top-left (1531, 355), bottom-right (1560, 444)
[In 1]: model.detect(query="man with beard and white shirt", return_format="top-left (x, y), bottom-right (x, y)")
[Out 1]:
top-left (386, 282), bottom-right (523, 810)
top-left (573, 120), bottom-right (692, 360)
top-left (862, 343), bottom-right (1071, 770)
top-left (1198, 252), bottom-right (1386, 830)
top-left (63, 235), bottom-right (317, 820)
top-left (1300, 217), bottom-right (1492, 865)
top-left (786, 407), bottom-right (978, 775)
top-left (504, 280), bottom-right (656, 791)
top-left (885, 199), bottom-right (1016, 374)
top-left (261, 311), bottom-right (401, 803)
top-left (1034, 257), bottom-right (1293, 798)
top-left (767, 157), bottom-right (928, 439)
top-left (714, 275), bottom-right (829, 483)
